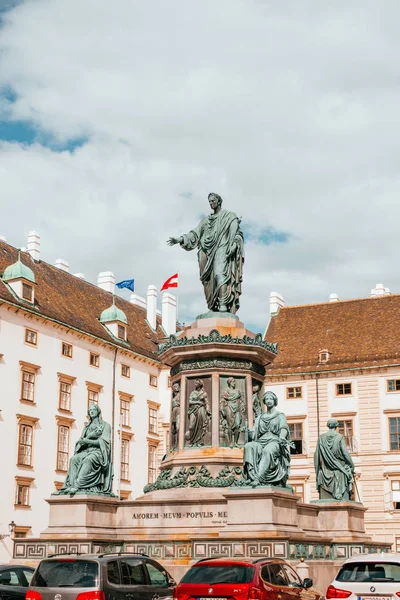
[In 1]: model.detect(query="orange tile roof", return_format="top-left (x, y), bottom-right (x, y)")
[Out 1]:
top-left (0, 240), bottom-right (164, 362)
top-left (265, 295), bottom-right (400, 374)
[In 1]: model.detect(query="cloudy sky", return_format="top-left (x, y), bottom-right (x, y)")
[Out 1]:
top-left (1, 0), bottom-right (400, 332)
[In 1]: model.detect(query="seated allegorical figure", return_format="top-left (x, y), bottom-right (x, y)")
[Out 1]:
top-left (56, 403), bottom-right (113, 495)
top-left (243, 391), bottom-right (291, 488)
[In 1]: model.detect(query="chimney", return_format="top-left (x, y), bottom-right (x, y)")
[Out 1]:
top-left (27, 230), bottom-right (40, 261)
top-left (147, 285), bottom-right (157, 330)
top-left (371, 283), bottom-right (391, 297)
top-left (162, 292), bottom-right (177, 336)
top-left (270, 291), bottom-right (285, 316)
top-left (55, 258), bottom-right (69, 272)
top-left (329, 293), bottom-right (340, 302)
top-left (97, 271), bottom-right (115, 294)
top-left (73, 272), bottom-right (85, 280)
top-left (0, 235), bottom-right (6, 242)
top-left (129, 293), bottom-right (147, 309)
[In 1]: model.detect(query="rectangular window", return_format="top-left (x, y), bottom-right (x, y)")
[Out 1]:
top-left (336, 383), bottom-right (352, 395)
top-left (90, 352), bottom-right (100, 367)
top-left (389, 417), bottom-right (400, 451)
top-left (25, 328), bottom-right (37, 346)
top-left (337, 419), bottom-right (355, 451)
top-left (292, 483), bottom-right (305, 502)
top-left (88, 389), bottom-right (99, 408)
top-left (388, 379), bottom-right (400, 392)
top-left (286, 386), bottom-right (302, 399)
top-left (117, 325), bottom-right (126, 340)
top-left (121, 438), bottom-right (129, 481)
top-left (57, 425), bottom-right (70, 472)
top-left (121, 364), bottom-right (130, 378)
top-left (21, 370), bottom-right (35, 402)
top-left (148, 445), bottom-right (157, 483)
top-left (59, 381), bottom-right (72, 411)
top-left (396, 537), bottom-right (400, 553)
top-left (120, 398), bottom-right (130, 427)
top-left (148, 407), bottom-right (158, 434)
top-left (149, 375), bottom-right (158, 388)
top-left (288, 423), bottom-right (303, 454)
top-left (22, 283), bottom-right (33, 301)
top-left (18, 424), bottom-right (33, 466)
top-left (62, 342), bottom-right (73, 358)
top-left (15, 484), bottom-right (30, 506)
top-left (391, 480), bottom-right (400, 510)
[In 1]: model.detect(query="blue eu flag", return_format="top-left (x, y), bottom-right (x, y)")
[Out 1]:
top-left (116, 279), bottom-right (135, 292)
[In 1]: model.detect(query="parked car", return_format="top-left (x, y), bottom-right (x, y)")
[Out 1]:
top-left (174, 557), bottom-right (324, 600)
top-left (327, 552), bottom-right (400, 600)
top-left (26, 553), bottom-right (176, 600)
top-left (0, 564), bottom-right (35, 600)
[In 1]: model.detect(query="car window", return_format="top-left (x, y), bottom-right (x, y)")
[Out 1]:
top-left (0, 570), bottom-right (22, 586)
top-left (146, 563), bottom-right (168, 587)
top-left (268, 564), bottom-right (289, 587)
top-left (181, 565), bottom-right (255, 584)
top-left (107, 561), bottom-right (121, 585)
top-left (22, 570), bottom-right (34, 585)
top-left (337, 562), bottom-right (400, 583)
top-left (120, 559), bottom-right (146, 586)
top-left (282, 565), bottom-right (301, 587)
top-left (260, 565), bottom-right (271, 583)
top-left (31, 560), bottom-right (99, 588)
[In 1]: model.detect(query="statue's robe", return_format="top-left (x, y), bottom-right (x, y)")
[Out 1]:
top-left (314, 432), bottom-right (354, 500)
top-left (180, 209), bottom-right (244, 313)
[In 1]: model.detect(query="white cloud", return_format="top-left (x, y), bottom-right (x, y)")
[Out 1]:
top-left (1, 0), bottom-right (400, 330)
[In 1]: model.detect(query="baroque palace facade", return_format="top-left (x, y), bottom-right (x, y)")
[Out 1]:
top-left (265, 288), bottom-right (400, 551)
top-left (0, 232), bottom-right (175, 561)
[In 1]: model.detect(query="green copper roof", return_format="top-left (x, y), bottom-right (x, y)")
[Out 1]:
top-left (100, 299), bottom-right (127, 324)
top-left (3, 252), bottom-right (35, 284)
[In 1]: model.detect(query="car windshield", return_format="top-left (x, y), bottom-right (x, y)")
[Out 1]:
top-left (180, 565), bottom-right (255, 585)
top-left (31, 560), bottom-right (99, 588)
top-left (337, 562), bottom-right (400, 583)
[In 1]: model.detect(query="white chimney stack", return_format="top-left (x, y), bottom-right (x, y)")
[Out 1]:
top-left (0, 235), bottom-right (6, 242)
top-left (73, 272), bottom-right (85, 280)
top-left (270, 291), bottom-right (285, 316)
top-left (27, 230), bottom-right (40, 262)
top-left (329, 293), bottom-right (340, 302)
top-left (55, 258), bottom-right (69, 272)
top-left (147, 285), bottom-right (157, 330)
top-left (129, 293), bottom-right (147, 309)
top-left (97, 271), bottom-right (115, 294)
top-left (371, 283), bottom-right (391, 297)
top-left (162, 292), bottom-right (177, 336)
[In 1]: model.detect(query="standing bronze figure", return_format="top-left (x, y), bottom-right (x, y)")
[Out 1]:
top-left (185, 378), bottom-right (211, 446)
top-left (167, 193), bottom-right (244, 314)
top-left (220, 377), bottom-right (244, 447)
top-left (314, 418), bottom-right (355, 501)
top-left (170, 382), bottom-right (181, 450)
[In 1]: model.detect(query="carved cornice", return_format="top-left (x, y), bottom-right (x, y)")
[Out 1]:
top-left (159, 329), bottom-right (278, 356)
top-left (143, 464), bottom-right (244, 493)
top-left (171, 356), bottom-right (265, 377)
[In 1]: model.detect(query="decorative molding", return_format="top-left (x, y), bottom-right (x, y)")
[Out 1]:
top-left (16, 414), bottom-right (39, 425)
top-left (15, 475), bottom-right (35, 485)
top-left (119, 391), bottom-right (134, 401)
top-left (143, 465), bottom-right (244, 493)
top-left (55, 415), bottom-right (75, 426)
top-left (57, 372), bottom-right (77, 383)
top-left (383, 408), bottom-right (400, 415)
top-left (331, 411), bottom-right (357, 417)
top-left (147, 399), bottom-right (161, 409)
top-left (171, 357), bottom-right (265, 377)
top-left (159, 329), bottom-right (278, 356)
top-left (85, 381), bottom-right (103, 392)
top-left (121, 430), bottom-right (134, 440)
top-left (19, 360), bottom-right (40, 373)
top-left (146, 436), bottom-right (160, 446)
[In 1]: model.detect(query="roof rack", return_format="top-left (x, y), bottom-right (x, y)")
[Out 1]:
top-left (48, 552), bottom-right (82, 558)
top-left (97, 551), bottom-right (149, 558)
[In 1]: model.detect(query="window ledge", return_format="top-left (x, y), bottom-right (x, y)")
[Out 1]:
top-left (55, 469), bottom-right (68, 475)
top-left (19, 399), bottom-right (37, 406)
top-left (14, 504), bottom-right (31, 509)
top-left (58, 408), bottom-right (73, 415)
top-left (16, 464), bottom-right (33, 470)
top-left (121, 479), bottom-right (131, 484)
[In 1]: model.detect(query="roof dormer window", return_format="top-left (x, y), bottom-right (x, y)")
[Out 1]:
top-left (99, 295), bottom-right (128, 342)
top-left (22, 283), bottom-right (33, 302)
top-left (319, 349), bottom-right (329, 363)
top-left (117, 324), bottom-right (126, 340)
top-left (2, 250), bottom-right (36, 303)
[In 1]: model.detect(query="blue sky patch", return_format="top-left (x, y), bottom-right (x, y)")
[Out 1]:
top-left (241, 223), bottom-right (291, 245)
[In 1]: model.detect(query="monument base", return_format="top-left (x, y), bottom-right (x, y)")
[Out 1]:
top-left (14, 489), bottom-right (390, 593)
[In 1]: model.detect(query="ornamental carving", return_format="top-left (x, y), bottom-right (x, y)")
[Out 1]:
top-left (171, 357), bottom-right (265, 377)
top-left (159, 329), bottom-right (278, 356)
top-left (219, 376), bottom-right (247, 448)
top-left (143, 465), bottom-right (245, 493)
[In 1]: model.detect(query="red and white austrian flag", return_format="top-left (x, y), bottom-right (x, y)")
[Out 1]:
top-left (160, 273), bottom-right (178, 291)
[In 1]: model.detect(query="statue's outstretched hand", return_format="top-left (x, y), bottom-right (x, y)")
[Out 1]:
top-left (167, 236), bottom-right (182, 246)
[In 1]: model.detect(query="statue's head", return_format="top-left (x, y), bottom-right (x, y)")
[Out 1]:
top-left (88, 403), bottom-right (101, 421)
top-left (194, 378), bottom-right (203, 388)
top-left (227, 377), bottom-right (235, 388)
top-left (208, 192), bottom-right (223, 209)
top-left (262, 391), bottom-right (278, 407)
top-left (172, 382), bottom-right (180, 393)
top-left (327, 418), bottom-right (339, 430)
top-left (253, 384), bottom-right (260, 393)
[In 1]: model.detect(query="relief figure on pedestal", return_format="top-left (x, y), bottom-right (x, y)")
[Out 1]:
top-left (314, 418), bottom-right (355, 501)
top-left (185, 378), bottom-right (211, 447)
top-left (56, 403), bottom-right (113, 496)
top-left (220, 377), bottom-right (245, 447)
top-left (252, 383), bottom-right (262, 418)
top-left (170, 382), bottom-right (180, 450)
top-left (167, 193), bottom-right (244, 314)
top-left (243, 391), bottom-right (291, 488)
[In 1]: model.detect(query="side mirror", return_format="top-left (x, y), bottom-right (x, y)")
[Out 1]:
top-left (303, 578), bottom-right (313, 589)
top-left (168, 577), bottom-right (177, 587)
